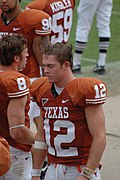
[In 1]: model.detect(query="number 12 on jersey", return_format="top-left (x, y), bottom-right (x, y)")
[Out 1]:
top-left (44, 118), bottom-right (78, 157)
top-left (94, 83), bottom-right (106, 98)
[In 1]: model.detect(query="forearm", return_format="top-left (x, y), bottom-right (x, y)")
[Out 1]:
top-left (85, 105), bottom-right (106, 171)
top-left (86, 136), bottom-right (106, 170)
top-left (33, 148), bottom-right (47, 169)
top-left (33, 47), bottom-right (43, 67)
top-left (33, 36), bottom-right (50, 66)
top-left (32, 141), bottom-right (47, 179)
top-left (10, 126), bottom-right (36, 145)
top-left (77, 137), bottom-right (106, 180)
top-left (32, 149), bottom-right (47, 180)
top-left (33, 133), bottom-right (47, 169)
top-left (32, 112), bottom-right (47, 173)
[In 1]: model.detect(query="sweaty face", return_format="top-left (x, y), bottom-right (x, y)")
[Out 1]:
top-left (43, 54), bottom-right (65, 86)
top-left (0, 0), bottom-right (17, 12)
top-left (18, 48), bottom-right (29, 71)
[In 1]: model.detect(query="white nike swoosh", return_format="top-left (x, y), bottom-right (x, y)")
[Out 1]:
top-left (42, 164), bottom-right (48, 171)
top-left (62, 99), bottom-right (69, 103)
top-left (13, 27), bottom-right (21, 31)
top-left (41, 98), bottom-right (49, 106)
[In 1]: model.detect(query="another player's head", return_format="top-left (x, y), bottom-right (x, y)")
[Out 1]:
top-left (43, 43), bottom-right (73, 67)
top-left (0, 33), bottom-right (28, 70)
top-left (42, 42), bottom-right (73, 84)
top-left (0, 0), bottom-right (19, 13)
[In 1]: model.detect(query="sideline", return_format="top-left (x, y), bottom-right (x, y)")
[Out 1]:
top-left (102, 95), bottom-right (120, 180)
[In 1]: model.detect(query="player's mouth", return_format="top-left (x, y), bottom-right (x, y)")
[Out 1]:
top-left (25, 59), bottom-right (27, 65)
top-left (1, 5), bottom-right (9, 11)
top-left (47, 75), bottom-right (52, 79)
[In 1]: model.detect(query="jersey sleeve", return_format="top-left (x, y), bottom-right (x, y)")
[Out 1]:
top-left (30, 77), bottom-right (48, 107)
top-left (18, 9), bottom-right (51, 36)
top-left (25, 0), bottom-right (47, 10)
top-left (68, 78), bottom-right (107, 107)
top-left (80, 78), bottom-right (107, 106)
top-left (5, 73), bottom-right (30, 99)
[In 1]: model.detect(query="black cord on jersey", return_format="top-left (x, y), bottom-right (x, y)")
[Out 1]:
top-left (51, 84), bottom-right (58, 98)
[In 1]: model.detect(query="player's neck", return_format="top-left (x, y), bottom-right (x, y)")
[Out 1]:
top-left (55, 73), bottom-right (76, 88)
top-left (0, 64), bottom-right (18, 72)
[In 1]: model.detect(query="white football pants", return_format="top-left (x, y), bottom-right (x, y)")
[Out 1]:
top-left (76, 0), bottom-right (113, 42)
top-left (44, 164), bottom-right (102, 180)
top-left (0, 146), bottom-right (32, 180)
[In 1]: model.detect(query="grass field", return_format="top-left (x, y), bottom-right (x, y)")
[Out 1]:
top-left (21, 0), bottom-right (120, 67)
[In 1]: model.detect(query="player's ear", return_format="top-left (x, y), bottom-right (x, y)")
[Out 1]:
top-left (14, 55), bottom-right (20, 63)
top-left (63, 61), bottom-right (70, 70)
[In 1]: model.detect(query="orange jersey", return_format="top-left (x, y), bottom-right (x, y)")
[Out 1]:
top-left (0, 10), bottom-right (51, 78)
top-left (0, 137), bottom-right (11, 176)
top-left (26, 0), bottom-right (75, 44)
top-left (0, 70), bottom-right (31, 152)
top-left (30, 77), bottom-right (107, 165)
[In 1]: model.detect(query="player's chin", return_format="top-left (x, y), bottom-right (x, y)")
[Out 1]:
top-left (18, 65), bottom-right (26, 71)
top-left (1, 7), bottom-right (9, 11)
top-left (47, 77), bottom-right (54, 83)
top-left (23, 62), bottom-right (27, 69)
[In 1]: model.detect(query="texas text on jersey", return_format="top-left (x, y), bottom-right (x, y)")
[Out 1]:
top-left (30, 77), bottom-right (107, 165)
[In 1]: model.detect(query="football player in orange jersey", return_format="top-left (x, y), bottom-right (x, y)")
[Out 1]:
top-left (0, 34), bottom-right (35, 179)
top-left (30, 43), bottom-right (107, 180)
top-left (25, 0), bottom-right (75, 176)
top-left (0, 0), bottom-right (51, 130)
top-left (0, 137), bottom-right (11, 176)
top-left (25, 0), bottom-right (75, 44)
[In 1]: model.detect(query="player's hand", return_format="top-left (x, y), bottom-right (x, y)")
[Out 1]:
top-left (76, 175), bottom-right (88, 180)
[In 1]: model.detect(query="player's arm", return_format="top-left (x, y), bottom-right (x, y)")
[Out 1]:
top-left (32, 36), bottom-right (50, 76)
top-left (32, 111), bottom-right (47, 179)
top-left (85, 105), bottom-right (106, 169)
top-left (77, 105), bottom-right (106, 180)
top-left (85, 105), bottom-right (106, 170)
top-left (7, 95), bottom-right (35, 145)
